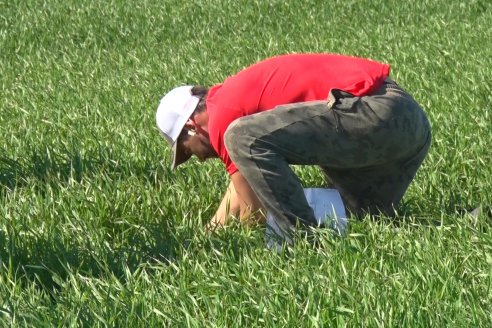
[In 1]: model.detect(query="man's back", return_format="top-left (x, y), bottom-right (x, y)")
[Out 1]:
top-left (207, 53), bottom-right (390, 115)
top-left (206, 53), bottom-right (391, 174)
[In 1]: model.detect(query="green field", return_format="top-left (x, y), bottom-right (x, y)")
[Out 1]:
top-left (1, 0), bottom-right (491, 326)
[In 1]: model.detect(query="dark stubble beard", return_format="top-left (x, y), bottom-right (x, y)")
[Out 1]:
top-left (195, 132), bottom-right (218, 161)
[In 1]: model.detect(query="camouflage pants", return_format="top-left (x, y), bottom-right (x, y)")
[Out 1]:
top-left (224, 80), bottom-right (431, 230)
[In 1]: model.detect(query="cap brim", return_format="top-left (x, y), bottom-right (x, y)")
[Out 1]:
top-left (171, 141), bottom-right (192, 169)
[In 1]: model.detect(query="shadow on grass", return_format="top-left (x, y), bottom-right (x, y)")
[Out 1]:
top-left (0, 145), bottom-right (190, 294)
top-left (0, 144), bottom-right (166, 193)
top-left (1, 149), bottom-right (94, 192)
top-left (0, 220), bottom-right (188, 296)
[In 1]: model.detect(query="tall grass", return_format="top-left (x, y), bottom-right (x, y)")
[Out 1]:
top-left (1, 0), bottom-right (491, 326)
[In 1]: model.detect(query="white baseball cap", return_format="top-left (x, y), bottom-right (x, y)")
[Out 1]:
top-left (156, 85), bottom-right (200, 169)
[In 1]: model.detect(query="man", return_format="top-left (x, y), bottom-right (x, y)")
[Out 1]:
top-left (156, 53), bottom-right (431, 237)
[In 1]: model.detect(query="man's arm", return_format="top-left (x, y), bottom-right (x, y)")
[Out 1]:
top-left (207, 172), bottom-right (266, 230)
top-left (207, 180), bottom-right (240, 229)
top-left (230, 171), bottom-right (266, 225)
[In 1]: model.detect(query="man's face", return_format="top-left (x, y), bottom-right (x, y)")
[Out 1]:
top-left (179, 129), bottom-right (218, 162)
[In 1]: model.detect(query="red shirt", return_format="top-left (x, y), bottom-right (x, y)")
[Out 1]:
top-left (206, 53), bottom-right (391, 175)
